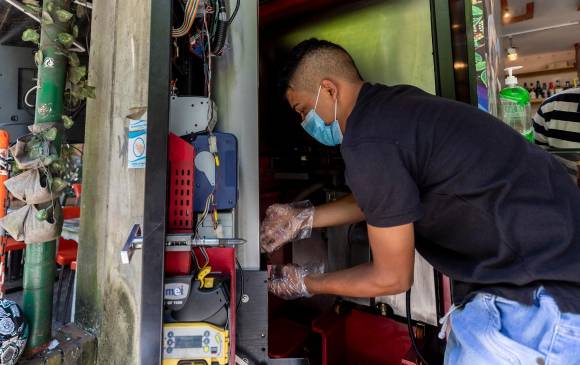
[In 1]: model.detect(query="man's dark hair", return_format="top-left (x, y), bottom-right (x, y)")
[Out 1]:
top-left (279, 38), bottom-right (362, 95)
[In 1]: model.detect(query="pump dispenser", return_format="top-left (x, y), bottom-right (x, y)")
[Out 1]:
top-left (499, 67), bottom-right (533, 141)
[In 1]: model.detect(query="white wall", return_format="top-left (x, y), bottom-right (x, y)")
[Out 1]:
top-left (508, 49), bottom-right (576, 73)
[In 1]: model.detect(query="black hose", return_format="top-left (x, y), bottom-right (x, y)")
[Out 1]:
top-left (211, 0), bottom-right (228, 54)
top-left (226, 0), bottom-right (240, 25)
top-left (406, 289), bottom-right (429, 365)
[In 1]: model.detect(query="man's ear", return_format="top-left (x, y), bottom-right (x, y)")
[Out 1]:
top-left (321, 79), bottom-right (338, 100)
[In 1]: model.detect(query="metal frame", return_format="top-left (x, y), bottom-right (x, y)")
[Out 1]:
top-left (428, 0), bottom-right (458, 323)
top-left (430, 0), bottom-right (456, 100)
top-left (139, 0), bottom-right (171, 363)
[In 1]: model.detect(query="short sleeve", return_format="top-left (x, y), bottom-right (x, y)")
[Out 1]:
top-left (343, 142), bottom-right (423, 227)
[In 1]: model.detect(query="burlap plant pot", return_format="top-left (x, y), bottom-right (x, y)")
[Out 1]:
top-left (0, 205), bottom-right (30, 242)
top-left (0, 201), bottom-right (63, 244)
top-left (24, 201), bottom-right (63, 244)
top-left (9, 137), bottom-right (51, 171)
top-left (4, 168), bottom-right (65, 205)
top-left (9, 123), bottom-right (62, 171)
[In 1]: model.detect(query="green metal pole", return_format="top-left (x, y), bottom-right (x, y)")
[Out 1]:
top-left (23, 0), bottom-right (69, 352)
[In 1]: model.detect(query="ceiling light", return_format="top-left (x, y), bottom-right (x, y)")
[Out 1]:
top-left (506, 38), bottom-right (518, 61)
top-left (503, 10), bottom-right (511, 18)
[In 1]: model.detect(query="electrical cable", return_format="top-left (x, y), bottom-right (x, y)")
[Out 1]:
top-left (24, 85), bottom-right (38, 108)
top-left (226, 0), bottom-right (240, 25)
top-left (211, 0), bottom-right (228, 54)
top-left (406, 289), bottom-right (430, 365)
top-left (173, 0), bottom-right (195, 37)
top-left (172, 0), bottom-right (200, 38)
top-left (200, 246), bottom-right (210, 268)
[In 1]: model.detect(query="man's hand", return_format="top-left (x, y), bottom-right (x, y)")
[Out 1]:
top-left (260, 201), bottom-right (315, 253)
top-left (268, 263), bottom-right (324, 300)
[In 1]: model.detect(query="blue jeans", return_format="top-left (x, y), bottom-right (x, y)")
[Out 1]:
top-left (444, 288), bottom-right (580, 365)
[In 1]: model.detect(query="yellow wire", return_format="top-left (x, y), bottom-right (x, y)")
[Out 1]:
top-left (172, 0), bottom-right (200, 38)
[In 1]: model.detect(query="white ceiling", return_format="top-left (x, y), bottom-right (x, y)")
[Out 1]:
top-left (501, 0), bottom-right (580, 56)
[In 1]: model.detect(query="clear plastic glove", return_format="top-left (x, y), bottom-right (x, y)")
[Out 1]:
top-left (268, 263), bottom-right (324, 300)
top-left (260, 201), bottom-right (315, 253)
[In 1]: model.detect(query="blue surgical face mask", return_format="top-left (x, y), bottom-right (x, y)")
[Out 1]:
top-left (301, 85), bottom-right (343, 146)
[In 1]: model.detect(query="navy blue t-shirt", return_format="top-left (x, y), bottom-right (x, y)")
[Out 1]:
top-left (342, 83), bottom-right (580, 313)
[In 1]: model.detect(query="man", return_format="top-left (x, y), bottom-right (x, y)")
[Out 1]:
top-left (260, 39), bottom-right (580, 364)
top-left (533, 42), bottom-right (580, 185)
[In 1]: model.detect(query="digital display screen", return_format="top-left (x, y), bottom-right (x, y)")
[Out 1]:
top-left (175, 335), bottom-right (203, 349)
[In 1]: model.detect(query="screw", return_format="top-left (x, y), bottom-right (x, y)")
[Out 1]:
top-left (378, 302), bottom-right (388, 317)
top-left (260, 333), bottom-right (265, 338)
top-left (241, 294), bottom-right (250, 303)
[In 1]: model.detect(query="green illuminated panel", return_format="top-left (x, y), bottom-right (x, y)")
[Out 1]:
top-left (282, 0), bottom-right (436, 94)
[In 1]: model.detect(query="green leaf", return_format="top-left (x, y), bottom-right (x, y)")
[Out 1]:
top-left (72, 25), bottom-right (79, 39)
top-left (67, 52), bottom-right (80, 67)
top-left (35, 208), bottom-right (48, 221)
top-left (55, 9), bottom-right (74, 23)
top-left (34, 50), bottom-right (43, 66)
top-left (83, 85), bottom-right (96, 99)
top-left (62, 115), bottom-right (74, 129)
top-left (70, 86), bottom-right (83, 100)
top-left (66, 92), bottom-right (82, 108)
top-left (23, 4), bottom-right (41, 16)
top-left (51, 177), bottom-right (68, 192)
top-left (50, 160), bottom-right (64, 174)
top-left (43, 127), bottom-right (58, 142)
top-left (68, 65), bottom-right (86, 84)
top-left (42, 10), bottom-right (54, 25)
top-left (11, 162), bottom-right (22, 176)
top-left (43, 155), bottom-right (58, 166)
top-left (22, 0), bottom-right (40, 6)
top-left (22, 29), bottom-right (40, 44)
top-left (57, 33), bottom-right (74, 48)
top-left (46, 1), bottom-right (55, 12)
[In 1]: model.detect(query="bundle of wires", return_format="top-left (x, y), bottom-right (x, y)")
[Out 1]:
top-left (172, 0), bottom-right (201, 38)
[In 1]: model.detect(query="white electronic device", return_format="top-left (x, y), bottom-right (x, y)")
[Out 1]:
top-left (169, 96), bottom-right (217, 136)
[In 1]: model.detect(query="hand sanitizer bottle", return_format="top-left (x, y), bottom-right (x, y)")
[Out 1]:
top-left (499, 66), bottom-right (533, 142)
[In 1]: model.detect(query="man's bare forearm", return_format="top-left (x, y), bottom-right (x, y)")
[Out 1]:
top-left (304, 263), bottom-right (411, 298)
top-left (312, 194), bottom-right (365, 228)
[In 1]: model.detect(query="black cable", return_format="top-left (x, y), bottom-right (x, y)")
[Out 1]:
top-left (235, 257), bottom-right (244, 311)
top-left (226, 0), bottom-right (240, 25)
top-left (211, 0), bottom-right (228, 54)
top-left (406, 289), bottom-right (429, 365)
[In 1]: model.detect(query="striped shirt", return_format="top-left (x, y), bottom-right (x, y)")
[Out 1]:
top-left (533, 88), bottom-right (580, 182)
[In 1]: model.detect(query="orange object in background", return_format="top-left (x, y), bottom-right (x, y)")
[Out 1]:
top-left (0, 130), bottom-right (11, 294)
top-left (0, 130), bottom-right (9, 219)
top-left (71, 183), bottom-right (82, 205)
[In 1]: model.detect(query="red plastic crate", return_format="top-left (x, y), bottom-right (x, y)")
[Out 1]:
top-left (166, 133), bottom-right (195, 275)
top-left (168, 133), bottom-right (195, 233)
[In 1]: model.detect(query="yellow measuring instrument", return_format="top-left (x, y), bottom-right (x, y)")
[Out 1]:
top-left (162, 322), bottom-right (229, 365)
